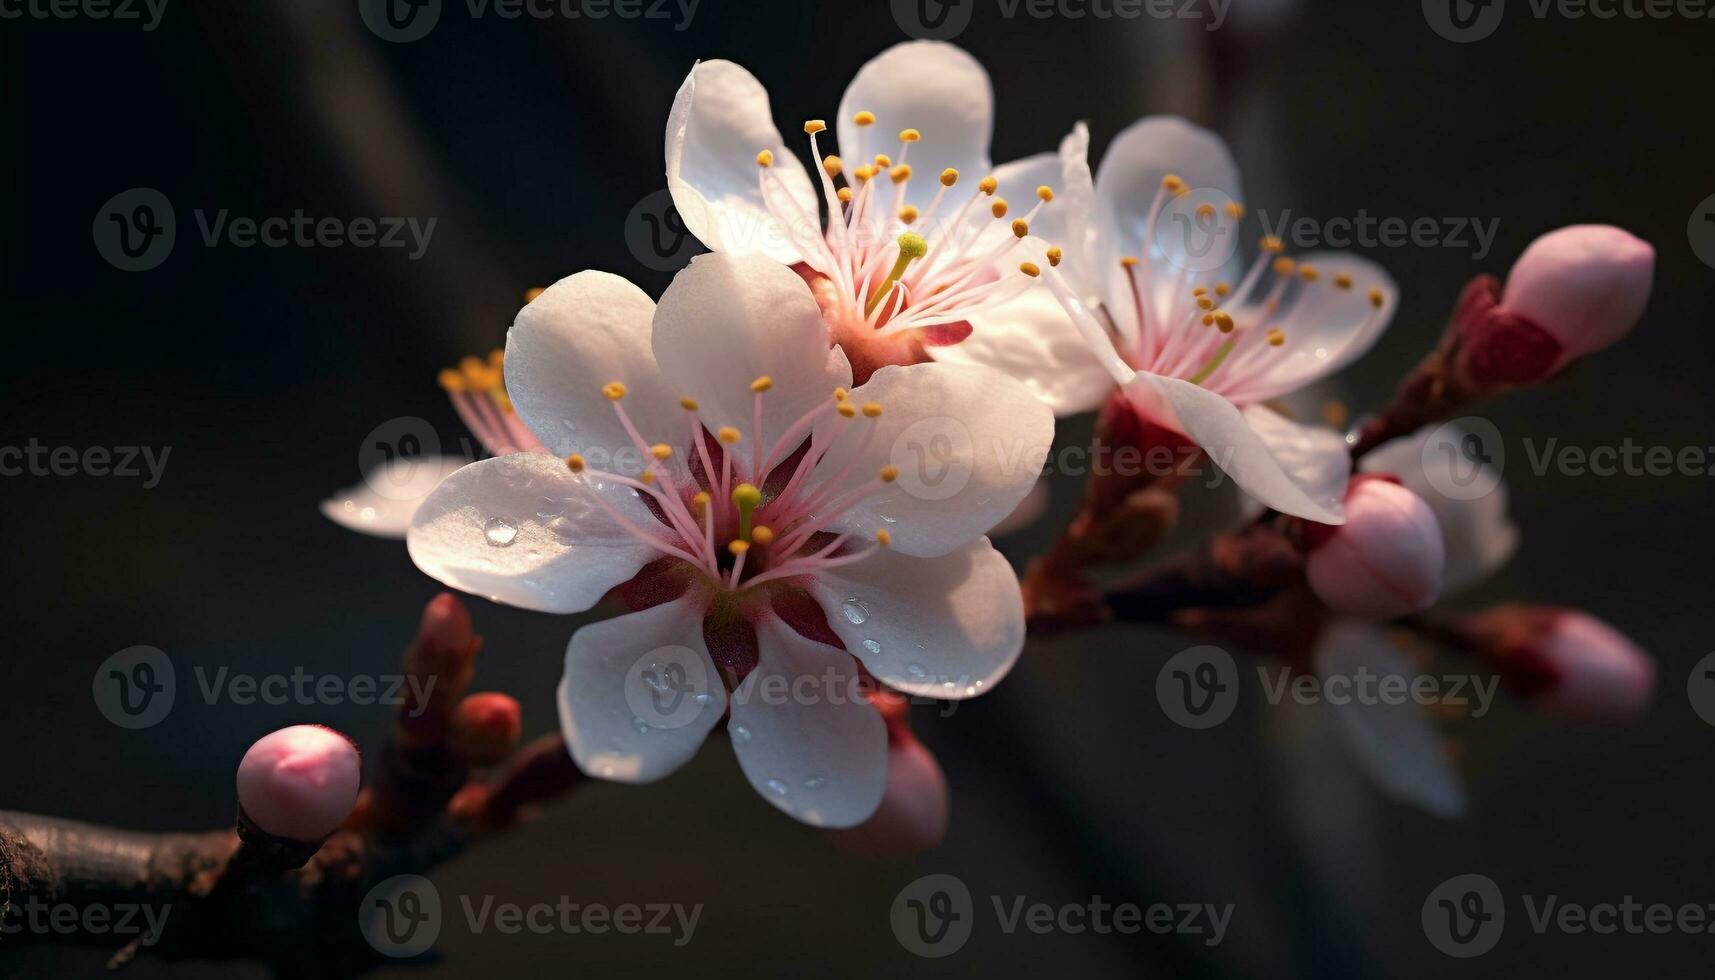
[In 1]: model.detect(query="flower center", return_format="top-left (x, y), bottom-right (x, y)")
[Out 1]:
top-left (563, 377), bottom-right (896, 593)
top-left (754, 112), bottom-right (1053, 339)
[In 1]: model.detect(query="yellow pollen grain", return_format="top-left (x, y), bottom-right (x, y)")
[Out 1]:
top-left (1266, 328), bottom-right (1286, 346)
top-left (1162, 174), bottom-right (1185, 193)
top-left (837, 402), bottom-right (856, 418)
top-left (602, 381), bottom-right (627, 401)
top-left (651, 443), bottom-right (672, 461)
top-left (1037, 185), bottom-right (1054, 202)
top-left (940, 168), bottom-right (959, 187)
top-left (1273, 257), bottom-right (1297, 276)
top-left (1196, 296), bottom-right (1215, 311)
top-left (1224, 201), bottom-right (1245, 220)
top-left (823, 155), bottom-right (843, 176)
top-left (755, 149), bottom-right (773, 168)
top-left (750, 375), bottom-right (774, 393)
top-left (1259, 235), bottom-right (1285, 254)
top-left (487, 348), bottom-right (504, 368)
top-left (837, 187), bottom-right (853, 203)
top-left (1120, 256), bottom-right (1140, 269)
top-left (1335, 273), bottom-right (1354, 290)
top-left (898, 205), bottom-right (920, 224)
top-left (853, 110), bottom-right (876, 126)
top-left (750, 525), bottom-right (775, 545)
top-left (728, 540), bottom-right (750, 556)
top-left (524, 287), bottom-right (546, 304)
top-left (1192, 286), bottom-right (1208, 297)
top-left (565, 454), bottom-right (585, 473)
top-left (862, 402), bottom-right (882, 418)
top-left (1019, 261), bottom-right (1041, 278)
top-left (717, 426), bottom-right (741, 444)
top-left (875, 529), bottom-right (892, 548)
top-left (1214, 311), bottom-right (1235, 333)
top-left (804, 119), bottom-right (826, 134)
top-left (679, 397), bottom-right (699, 411)
top-left (639, 469), bottom-right (656, 485)
top-left (1214, 282), bottom-right (1231, 297)
top-left (1369, 288), bottom-right (1386, 309)
top-left (437, 368), bottom-right (466, 393)
top-left (873, 153), bottom-right (892, 168)
top-left (692, 491), bottom-right (711, 514)
top-left (879, 465), bottom-right (899, 483)
top-left (978, 175), bottom-right (998, 195)
top-left (854, 164), bottom-right (877, 182)
top-left (1202, 313), bottom-right (1216, 327)
top-left (1011, 218), bottom-right (1029, 238)
top-left (991, 199), bottom-right (1008, 219)
top-left (899, 128), bottom-right (920, 142)
top-left (1046, 246), bottom-right (1062, 267)
top-left (890, 164), bottom-right (912, 184)
top-left (1299, 264), bottom-right (1320, 282)
top-left (834, 387), bottom-right (849, 401)
top-left (1196, 203), bottom-right (1216, 219)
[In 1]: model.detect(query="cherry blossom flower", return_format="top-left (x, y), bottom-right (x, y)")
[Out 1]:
top-left (666, 41), bottom-right (1082, 381)
top-left (404, 253), bottom-right (1051, 827)
top-left (958, 116), bottom-right (1400, 523)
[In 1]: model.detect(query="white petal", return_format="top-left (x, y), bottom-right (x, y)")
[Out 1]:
top-left (1364, 426), bottom-right (1517, 595)
top-left (651, 253), bottom-right (852, 479)
top-left (988, 477), bottom-right (1050, 537)
top-left (990, 122), bottom-right (1094, 294)
top-left (666, 60), bottom-right (818, 265)
top-left (728, 621), bottom-right (886, 828)
top-left (807, 537), bottom-right (1022, 700)
top-left (838, 41), bottom-right (992, 212)
top-left (558, 596), bottom-right (725, 783)
top-left (321, 455), bottom-right (469, 539)
top-left (932, 286), bottom-right (1115, 415)
top-left (506, 270), bottom-right (678, 468)
top-left (1242, 403), bottom-right (1352, 519)
top-left (1126, 374), bottom-right (1346, 523)
top-left (406, 453), bottom-right (659, 614)
top-left (809, 362), bottom-right (1054, 557)
top-left (1226, 253), bottom-right (1399, 404)
top-left (1315, 623), bottom-right (1466, 817)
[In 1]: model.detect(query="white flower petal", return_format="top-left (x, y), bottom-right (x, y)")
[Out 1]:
top-left (991, 122), bottom-right (1094, 293)
top-left (1364, 426), bottom-right (1517, 595)
top-left (1315, 622), bottom-right (1466, 817)
top-left (666, 59), bottom-right (818, 265)
top-left (651, 253), bottom-right (852, 479)
top-left (1242, 403), bottom-right (1353, 519)
top-left (558, 596), bottom-right (725, 783)
top-left (729, 621), bottom-right (886, 828)
top-left (1125, 373), bottom-right (1346, 523)
top-left (837, 41), bottom-right (992, 212)
top-left (932, 287), bottom-right (1115, 415)
top-left (506, 270), bottom-right (678, 467)
top-left (406, 453), bottom-right (659, 614)
top-left (809, 361), bottom-right (1054, 557)
top-left (321, 455), bottom-right (470, 539)
top-left (1227, 253), bottom-right (1399, 404)
top-left (806, 536), bottom-right (1023, 700)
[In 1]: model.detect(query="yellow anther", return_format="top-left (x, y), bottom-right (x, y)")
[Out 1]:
top-left (862, 402), bottom-right (883, 418)
top-left (898, 205), bottom-right (920, 224)
top-left (1369, 288), bottom-right (1386, 309)
top-left (1046, 246), bottom-right (1063, 267)
top-left (487, 348), bottom-right (504, 368)
top-left (834, 386), bottom-right (849, 401)
top-left (1120, 256), bottom-right (1140, 268)
top-left (717, 426), bottom-right (741, 445)
top-left (854, 110), bottom-right (876, 126)
top-left (602, 381), bottom-right (627, 401)
top-left (1299, 264), bottom-right (1319, 282)
top-left (873, 153), bottom-right (892, 168)
top-left (978, 175), bottom-right (998, 195)
top-left (1213, 311), bottom-right (1235, 333)
top-left (750, 525), bottom-right (775, 546)
top-left (837, 187), bottom-right (853, 203)
top-left (639, 469), bottom-right (657, 485)
top-left (1335, 273), bottom-right (1354, 290)
top-left (875, 529), bottom-right (892, 548)
top-left (1259, 235), bottom-right (1286, 254)
top-left (1193, 286), bottom-right (1208, 296)
top-left (755, 149), bottom-right (774, 168)
top-left (1266, 328), bottom-right (1286, 347)
top-left (1162, 174), bottom-right (1185, 193)
top-left (679, 397), bottom-right (699, 411)
top-left (691, 491), bottom-right (711, 515)
top-left (823, 155), bottom-right (843, 176)
top-left (854, 164), bottom-right (877, 182)
top-left (879, 465), bottom-right (899, 483)
top-left (940, 168), bottom-right (959, 187)
top-left (1196, 296), bottom-right (1215, 311)
top-left (1224, 201), bottom-right (1245, 220)
top-left (651, 443), bottom-right (672, 461)
top-left (804, 119), bottom-right (827, 134)
top-left (837, 402), bottom-right (857, 418)
top-left (565, 454), bottom-right (586, 473)
top-left (899, 128), bottom-right (921, 142)
top-left (437, 368), bottom-right (467, 393)
top-left (1011, 218), bottom-right (1029, 239)
top-left (1214, 282), bottom-right (1231, 297)
top-left (889, 164), bottom-right (912, 184)
top-left (1273, 257), bottom-right (1297, 276)
top-left (728, 539), bottom-right (751, 556)
top-left (1037, 185), bottom-right (1054, 202)
top-left (1019, 262), bottom-right (1041, 278)
top-left (1202, 313), bottom-right (1216, 327)
top-left (991, 199), bottom-right (1008, 219)
top-left (524, 287), bottom-right (546, 304)
top-left (459, 355), bottom-right (484, 377)
top-left (1196, 203), bottom-right (1216, 219)
top-left (751, 375), bottom-right (774, 393)
top-left (896, 231), bottom-right (928, 260)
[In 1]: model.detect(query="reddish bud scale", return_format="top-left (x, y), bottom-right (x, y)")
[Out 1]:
top-left (450, 693), bottom-right (523, 766)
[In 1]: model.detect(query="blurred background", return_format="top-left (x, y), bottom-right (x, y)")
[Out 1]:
top-left (3, 0), bottom-right (1713, 976)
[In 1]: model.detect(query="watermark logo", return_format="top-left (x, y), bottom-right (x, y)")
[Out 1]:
top-left (1689, 193), bottom-right (1715, 271)
top-left (1420, 417), bottom-right (1505, 501)
top-left (891, 874), bottom-right (975, 958)
top-left (93, 188), bottom-right (175, 272)
top-left (359, 417), bottom-right (445, 500)
top-left (1156, 645), bottom-right (1238, 729)
top-left (891, 0), bottom-right (973, 38)
top-left (624, 189), bottom-right (706, 272)
top-left (1155, 187), bottom-right (1242, 274)
top-left (889, 416), bottom-right (975, 502)
top-left (1686, 652), bottom-right (1715, 726)
top-left (1423, 0), bottom-right (1505, 41)
top-left (1423, 874), bottom-right (1505, 957)
top-left (361, 875), bottom-right (443, 957)
top-left (359, 0), bottom-right (442, 42)
top-left (93, 645), bottom-right (176, 729)
top-left (625, 645), bottom-right (718, 730)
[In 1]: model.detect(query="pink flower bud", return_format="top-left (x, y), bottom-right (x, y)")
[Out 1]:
top-left (1459, 225), bottom-right (1653, 385)
top-left (1465, 606), bottom-right (1654, 716)
top-left (450, 692), bottom-right (523, 766)
top-left (236, 725), bottom-right (362, 842)
top-left (826, 735), bottom-right (949, 856)
top-left (1304, 476), bottom-right (1445, 620)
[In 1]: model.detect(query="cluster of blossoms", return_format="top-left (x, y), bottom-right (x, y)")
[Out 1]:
top-left (323, 41), bottom-right (1658, 837)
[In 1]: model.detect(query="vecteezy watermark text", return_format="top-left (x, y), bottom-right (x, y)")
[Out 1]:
top-left (358, 0), bottom-right (699, 42)
top-left (1, 440), bottom-right (170, 487)
top-left (1, 899), bottom-right (172, 946)
top-left (892, 0), bottom-right (1230, 40)
top-left (0, 0), bottom-right (167, 29)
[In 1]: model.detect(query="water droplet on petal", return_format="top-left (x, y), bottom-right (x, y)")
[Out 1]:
top-left (803, 773), bottom-right (827, 790)
top-left (841, 599), bottom-right (869, 625)
top-left (632, 716), bottom-right (652, 734)
top-left (766, 778), bottom-right (789, 796)
top-left (693, 692), bottom-right (714, 705)
top-left (483, 517), bottom-right (519, 547)
top-left (906, 662), bottom-right (926, 678)
top-left (730, 724), bottom-right (751, 743)
top-left (863, 639), bottom-right (883, 655)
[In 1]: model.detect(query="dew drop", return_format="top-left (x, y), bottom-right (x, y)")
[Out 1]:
top-left (906, 662), bottom-right (927, 678)
top-left (692, 692), bottom-right (714, 705)
top-left (632, 716), bottom-right (652, 734)
top-left (841, 599), bottom-right (870, 625)
top-left (483, 517), bottom-right (519, 547)
top-left (766, 778), bottom-right (789, 796)
top-left (730, 724), bottom-right (751, 743)
top-left (803, 773), bottom-right (827, 791)
top-left (862, 639), bottom-right (882, 655)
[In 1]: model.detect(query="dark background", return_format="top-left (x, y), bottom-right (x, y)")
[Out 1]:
top-left (3, 0), bottom-right (1712, 976)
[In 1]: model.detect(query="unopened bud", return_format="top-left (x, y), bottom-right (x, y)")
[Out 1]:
top-left (1303, 476), bottom-right (1444, 620)
top-left (1464, 605), bottom-right (1655, 716)
top-left (236, 725), bottom-right (362, 842)
top-left (450, 693), bottom-right (523, 765)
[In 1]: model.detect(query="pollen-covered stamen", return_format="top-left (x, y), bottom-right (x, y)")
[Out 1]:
top-left (437, 349), bottom-right (543, 456)
top-left (865, 231), bottom-right (928, 319)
